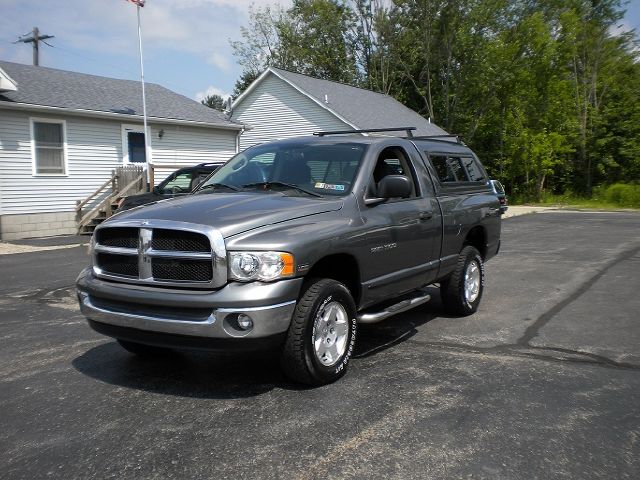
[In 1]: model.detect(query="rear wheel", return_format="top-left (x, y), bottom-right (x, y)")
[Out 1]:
top-left (280, 278), bottom-right (357, 386)
top-left (440, 245), bottom-right (484, 316)
top-left (117, 339), bottom-right (173, 356)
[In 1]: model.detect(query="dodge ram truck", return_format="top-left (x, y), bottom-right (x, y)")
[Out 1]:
top-left (76, 127), bottom-right (501, 385)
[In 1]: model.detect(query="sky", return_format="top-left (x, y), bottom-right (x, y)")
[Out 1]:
top-left (0, 0), bottom-right (289, 102)
top-left (0, 0), bottom-right (638, 103)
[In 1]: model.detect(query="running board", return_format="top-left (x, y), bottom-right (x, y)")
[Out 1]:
top-left (357, 292), bottom-right (431, 324)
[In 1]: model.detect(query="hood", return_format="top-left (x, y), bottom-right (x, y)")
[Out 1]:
top-left (108, 192), bottom-right (344, 237)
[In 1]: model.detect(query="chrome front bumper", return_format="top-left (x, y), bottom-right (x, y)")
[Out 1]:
top-left (76, 268), bottom-right (301, 340)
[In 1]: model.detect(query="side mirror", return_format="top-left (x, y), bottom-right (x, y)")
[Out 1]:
top-left (152, 185), bottom-right (161, 194)
top-left (377, 175), bottom-right (412, 199)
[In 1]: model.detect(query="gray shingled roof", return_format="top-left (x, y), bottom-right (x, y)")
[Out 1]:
top-left (0, 61), bottom-right (241, 128)
top-left (270, 67), bottom-right (449, 137)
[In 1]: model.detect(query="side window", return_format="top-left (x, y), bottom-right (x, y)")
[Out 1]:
top-left (428, 154), bottom-right (473, 183)
top-left (370, 146), bottom-right (419, 198)
top-left (461, 156), bottom-right (485, 182)
top-left (162, 172), bottom-right (192, 193)
top-left (429, 154), bottom-right (466, 182)
top-left (447, 157), bottom-right (466, 181)
top-left (429, 155), bottom-right (450, 182)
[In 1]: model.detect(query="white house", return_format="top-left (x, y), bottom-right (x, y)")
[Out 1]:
top-left (231, 67), bottom-right (449, 150)
top-left (0, 61), bottom-right (242, 240)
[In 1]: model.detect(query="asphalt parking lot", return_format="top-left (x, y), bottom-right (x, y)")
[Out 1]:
top-left (1, 211), bottom-right (639, 479)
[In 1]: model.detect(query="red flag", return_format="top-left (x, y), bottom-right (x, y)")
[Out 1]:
top-left (126, 0), bottom-right (145, 6)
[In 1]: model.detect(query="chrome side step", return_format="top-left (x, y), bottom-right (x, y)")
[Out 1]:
top-left (357, 291), bottom-right (431, 324)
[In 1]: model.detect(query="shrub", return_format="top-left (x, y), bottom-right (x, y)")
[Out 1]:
top-left (596, 183), bottom-right (640, 208)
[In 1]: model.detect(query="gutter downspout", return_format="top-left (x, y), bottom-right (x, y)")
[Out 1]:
top-left (235, 125), bottom-right (245, 154)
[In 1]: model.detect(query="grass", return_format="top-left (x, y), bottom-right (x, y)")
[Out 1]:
top-left (512, 183), bottom-right (640, 210)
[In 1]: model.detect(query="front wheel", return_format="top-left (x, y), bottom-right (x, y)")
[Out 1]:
top-left (280, 278), bottom-right (358, 386)
top-left (440, 245), bottom-right (485, 316)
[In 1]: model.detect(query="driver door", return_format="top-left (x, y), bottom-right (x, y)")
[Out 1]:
top-left (358, 146), bottom-right (441, 305)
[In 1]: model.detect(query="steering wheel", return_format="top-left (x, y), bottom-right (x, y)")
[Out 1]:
top-left (171, 185), bottom-right (187, 194)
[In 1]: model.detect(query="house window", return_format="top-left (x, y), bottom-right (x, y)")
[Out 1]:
top-left (32, 119), bottom-right (66, 175)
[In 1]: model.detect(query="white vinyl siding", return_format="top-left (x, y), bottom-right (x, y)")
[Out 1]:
top-left (1, 111), bottom-right (121, 214)
top-left (149, 125), bottom-right (237, 184)
top-left (0, 110), bottom-right (238, 214)
top-left (31, 118), bottom-right (67, 175)
top-left (232, 73), bottom-right (349, 151)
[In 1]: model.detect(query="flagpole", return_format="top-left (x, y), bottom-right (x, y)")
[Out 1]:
top-left (135, 3), bottom-right (152, 186)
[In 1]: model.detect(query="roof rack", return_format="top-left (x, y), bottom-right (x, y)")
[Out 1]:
top-left (408, 134), bottom-right (464, 144)
top-left (314, 127), bottom-right (417, 138)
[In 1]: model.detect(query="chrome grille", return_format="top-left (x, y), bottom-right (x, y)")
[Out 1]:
top-left (92, 220), bottom-right (227, 289)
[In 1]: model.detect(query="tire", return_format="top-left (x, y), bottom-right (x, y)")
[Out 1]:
top-left (117, 339), bottom-right (173, 356)
top-left (280, 278), bottom-right (358, 386)
top-left (440, 245), bottom-right (485, 316)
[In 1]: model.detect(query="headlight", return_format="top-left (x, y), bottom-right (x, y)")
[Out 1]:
top-left (228, 251), bottom-right (295, 282)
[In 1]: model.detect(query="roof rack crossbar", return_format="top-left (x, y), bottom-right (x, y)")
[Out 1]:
top-left (408, 134), bottom-right (464, 144)
top-left (314, 127), bottom-right (417, 138)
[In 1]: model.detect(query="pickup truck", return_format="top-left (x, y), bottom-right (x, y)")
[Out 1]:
top-left (76, 128), bottom-right (501, 385)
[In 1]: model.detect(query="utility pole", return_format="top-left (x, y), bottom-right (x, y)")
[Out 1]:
top-left (16, 27), bottom-right (54, 66)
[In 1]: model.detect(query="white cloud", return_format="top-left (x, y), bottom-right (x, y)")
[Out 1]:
top-left (0, 0), bottom-right (291, 73)
top-left (207, 52), bottom-right (231, 71)
top-left (195, 85), bottom-right (231, 102)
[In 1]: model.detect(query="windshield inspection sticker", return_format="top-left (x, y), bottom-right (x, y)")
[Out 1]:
top-left (315, 183), bottom-right (345, 191)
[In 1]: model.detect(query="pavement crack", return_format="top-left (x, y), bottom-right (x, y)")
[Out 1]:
top-left (516, 244), bottom-right (640, 346)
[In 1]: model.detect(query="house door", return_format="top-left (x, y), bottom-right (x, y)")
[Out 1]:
top-left (122, 125), bottom-right (147, 164)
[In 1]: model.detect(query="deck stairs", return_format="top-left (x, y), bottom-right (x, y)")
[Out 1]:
top-left (76, 166), bottom-right (147, 235)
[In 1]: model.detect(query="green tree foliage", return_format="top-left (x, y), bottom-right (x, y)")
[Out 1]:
top-left (200, 93), bottom-right (226, 111)
top-left (230, 0), bottom-right (640, 200)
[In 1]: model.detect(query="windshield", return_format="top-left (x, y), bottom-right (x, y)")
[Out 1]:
top-left (196, 141), bottom-right (366, 197)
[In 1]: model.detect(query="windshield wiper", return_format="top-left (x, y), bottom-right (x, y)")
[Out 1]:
top-left (196, 183), bottom-right (240, 193)
top-left (242, 181), bottom-right (323, 198)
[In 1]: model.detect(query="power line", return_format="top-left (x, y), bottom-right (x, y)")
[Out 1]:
top-left (5, 33), bottom-right (214, 100)
top-left (15, 27), bottom-right (54, 66)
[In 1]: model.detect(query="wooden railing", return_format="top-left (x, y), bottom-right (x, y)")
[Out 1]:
top-left (75, 165), bottom-right (147, 233)
top-left (75, 173), bottom-right (116, 215)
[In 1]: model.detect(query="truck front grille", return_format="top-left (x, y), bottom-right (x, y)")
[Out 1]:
top-left (151, 229), bottom-right (210, 252)
top-left (92, 221), bottom-right (227, 289)
top-left (96, 252), bottom-right (138, 277)
top-left (152, 258), bottom-right (213, 282)
top-left (96, 227), bottom-right (138, 249)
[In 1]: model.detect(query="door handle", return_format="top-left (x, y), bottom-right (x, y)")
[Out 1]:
top-left (419, 211), bottom-right (433, 221)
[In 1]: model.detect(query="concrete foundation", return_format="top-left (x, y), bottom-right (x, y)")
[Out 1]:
top-left (0, 212), bottom-right (76, 240)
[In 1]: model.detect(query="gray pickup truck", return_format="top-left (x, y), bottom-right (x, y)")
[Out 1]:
top-left (76, 128), bottom-right (501, 385)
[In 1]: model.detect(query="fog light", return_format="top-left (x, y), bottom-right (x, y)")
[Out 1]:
top-left (237, 313), bottom-right (253, 330)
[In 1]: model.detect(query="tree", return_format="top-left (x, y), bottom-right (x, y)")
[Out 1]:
top-left (232, 70), bottom-right (261, 99)
top-left (227, 0), bottom-right (640, 199)
top-left (558, 0), bottom-right (631, 193)
top-left (201, 94), bottom-right (226, 111)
